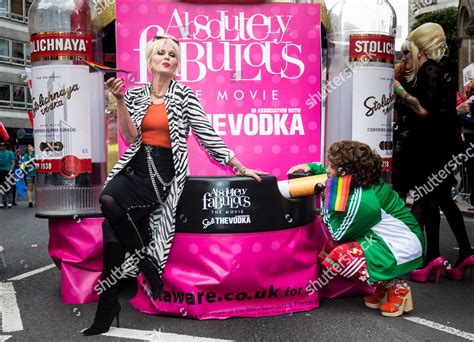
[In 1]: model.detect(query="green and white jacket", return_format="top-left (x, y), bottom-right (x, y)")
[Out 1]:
top-left (308, 162), bottom-right (425, 283)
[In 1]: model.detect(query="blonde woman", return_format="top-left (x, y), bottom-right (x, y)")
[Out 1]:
top-left (83, 35), bottom-right (267, 336)
top-left (393, 23), bottom-right (473, 283)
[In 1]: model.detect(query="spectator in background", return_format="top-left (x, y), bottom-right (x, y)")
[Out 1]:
top-left (456, 75), bottom-right (474, 208)
top-left (0, 141), bottom-right (14, 208)
top-left (22, 144), bottom-right (36, 208)
top-left (9, 145), bottom-right (21, 206)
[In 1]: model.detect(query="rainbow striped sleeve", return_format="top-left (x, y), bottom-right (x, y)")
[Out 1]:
top-left (324, 175), bottom-right (352, 212)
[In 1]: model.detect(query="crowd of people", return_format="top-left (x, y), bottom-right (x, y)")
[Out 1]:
top-left (0, 142), bottom-right (36, 208)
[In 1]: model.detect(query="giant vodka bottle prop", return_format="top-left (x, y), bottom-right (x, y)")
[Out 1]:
top-left (29, 0), bottom-right (106, 217)
top-left (326, 0), bottom-right (396, 181)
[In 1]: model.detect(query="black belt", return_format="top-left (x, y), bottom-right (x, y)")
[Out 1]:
top-left (142, 144), bottom-right (172, 157)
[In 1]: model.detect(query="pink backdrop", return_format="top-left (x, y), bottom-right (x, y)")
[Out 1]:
top-left (46, 3), bottom-right (373, 313)
top-left (116, 1), bottom-right (322, 178)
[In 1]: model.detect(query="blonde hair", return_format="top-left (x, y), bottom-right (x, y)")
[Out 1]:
top-left (146, 34), bottom-right (180, 74)
top-left (401, 23), bottom-right (447, 82)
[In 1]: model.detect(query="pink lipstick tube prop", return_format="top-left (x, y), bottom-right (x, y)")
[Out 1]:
top-left (278, 174), bottom-right (327, 199)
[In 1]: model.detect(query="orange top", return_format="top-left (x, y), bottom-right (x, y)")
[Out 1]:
top-left (141, 103), bottom-right (171, 148)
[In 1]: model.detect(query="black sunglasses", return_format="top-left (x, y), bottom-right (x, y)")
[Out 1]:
top-left (153, 35), bottom-right (180, 46)
top-left (402, 50), bottom-right (410, 56)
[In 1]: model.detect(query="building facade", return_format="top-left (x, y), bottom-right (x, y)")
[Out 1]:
top-left (458, 0), bottom-right (474, 87)
top-left (0, 0), bottom-right (33, 146)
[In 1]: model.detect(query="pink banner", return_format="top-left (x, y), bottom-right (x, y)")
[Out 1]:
top-left (131, 222), bottom-right (321, 319)
top-left (48, 218), bottom-right (103, 304)
top-left (48, 214), bottom-right (370, 310)
top-left (116, 1), bottom-right (322, 179)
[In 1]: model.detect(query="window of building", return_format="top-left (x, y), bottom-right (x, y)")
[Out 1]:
top-left (1, 0), bottom-right (32, 22)
top-left (11, 40), bottom-right (25, 65)
top-left (0, 84), bottom-right (11, 107)
top-left (0, 0), bottom-right (7, 18)
top-left (0, 84), bottom-right (29, 108)
top-left (10, 0), bottom-right (24, 20)
top-left (12, 85), bottom-right (26, 108)
top-left (0, 39), bottom-right (9, 63)
top-left (24, 43), bottom-right (30, 63)
top-left (0, 39), bottom-right (30, 65)
top-left (25, 0), bottom-right (31, 18)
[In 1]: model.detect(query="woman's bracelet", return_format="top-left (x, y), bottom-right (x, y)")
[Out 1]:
top-left (233, 166), bottom-right (247, 176)
top-left (395, 85), bottom-right (405, 96)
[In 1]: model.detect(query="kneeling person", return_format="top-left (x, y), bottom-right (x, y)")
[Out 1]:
top-left (288, 140), bottom-right (424, 317)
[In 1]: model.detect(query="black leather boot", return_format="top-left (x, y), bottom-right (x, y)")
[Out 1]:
top-left (82, 241), bottom-right (124, 336)
top-left (137, 255), bottom-right (164, 300)
top-left (99, 194), bottom-right (165, 302)
top-left (124, 212), bottom-right (164, 300)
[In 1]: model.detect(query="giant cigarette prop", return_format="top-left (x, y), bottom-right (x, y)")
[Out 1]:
top-left (278, 174), bottom-right (328, 199)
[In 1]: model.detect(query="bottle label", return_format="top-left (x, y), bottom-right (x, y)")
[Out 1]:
top-left (31, 65), bottom-right (92, 177)
top-left (351, 66), bottom-right (394, 170)
top-left (349, 34), bottom-right (395, 65)
top-left (30, 32), bottom-right (93, 62)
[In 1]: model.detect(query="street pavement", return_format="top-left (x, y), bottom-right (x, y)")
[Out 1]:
top-left (1, 200), bottom-right (473, 342)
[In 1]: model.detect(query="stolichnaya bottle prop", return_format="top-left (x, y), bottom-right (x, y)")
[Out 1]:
top-left (29, 0), bottom-right (106, 217)
top-left (326, 0), bottom-right (396, 182)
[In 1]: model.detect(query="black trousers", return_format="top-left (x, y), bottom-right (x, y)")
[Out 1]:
top-left (100, 145), bottom-right (175, 252)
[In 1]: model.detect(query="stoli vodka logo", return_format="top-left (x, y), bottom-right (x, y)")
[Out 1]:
top-left (30, 32), bottom-right (92, 62)
top-left (202, 188), bottom-right (251, 211)
top-left (135, 8), bottom-right (305, 83)
top-left (364, 92), bottom-right (395, 117)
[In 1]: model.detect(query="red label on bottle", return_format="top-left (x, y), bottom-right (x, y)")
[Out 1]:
top-left (30, 32), bottom-right (92, 62)
top-left (349, 34), bottom-right (395, 64)
top-left (382, 157), bottom-right (392, 171)
top-left (36, 157), bottom-right (92, 178)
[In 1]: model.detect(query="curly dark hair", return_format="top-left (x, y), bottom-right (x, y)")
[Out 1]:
top-left (327, 141), bottom-right (383, 189)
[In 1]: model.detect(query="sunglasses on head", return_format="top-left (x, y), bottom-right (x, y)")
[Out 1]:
top-left (153, 35), bottom-right (180, 46)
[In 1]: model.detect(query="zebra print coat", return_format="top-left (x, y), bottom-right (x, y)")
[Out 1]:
top-left (104, 79), bottom-right (235, 276)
